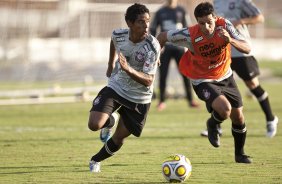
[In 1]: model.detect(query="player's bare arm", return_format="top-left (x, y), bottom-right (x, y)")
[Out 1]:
top-left (232, 14), bottom-right (264, 27)
top-left (157, 32), bottom-right (168, 48)
top-left (106, 40), bottom-right (117, 77)
top-left (118, 52), bottom-right (154, 87)
top-left (229, 38), bottom-right (250, 54)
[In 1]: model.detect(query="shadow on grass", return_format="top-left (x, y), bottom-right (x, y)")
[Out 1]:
top-left (0, 165), bottom-right (57, 175)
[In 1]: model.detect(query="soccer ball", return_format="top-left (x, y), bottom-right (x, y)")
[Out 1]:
top-left (162, 154), bottom-right (192, 183)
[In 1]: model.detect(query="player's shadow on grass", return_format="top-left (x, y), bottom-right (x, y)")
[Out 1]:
top-left (0, 165), bottom-right (57, 174)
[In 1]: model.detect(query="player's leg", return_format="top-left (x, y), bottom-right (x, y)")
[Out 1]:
top-left (158, 46), bottom-right (171, 111)
top-left (206, 95), bottom-right (231, 147)
top-left (223, 75), bottom-right (251, 163)
top-left (88, 87), bottom-right (117, 131)
top-left (232, 56), bottom-right (278, 137)
top-left (89, 102), bottom-right (151, 172)
top-left (244, 78), bottom-right (278, 137)
top-left (88, 87), bottom-right (120, 142)
top-left (99, 112), bottom-right (119, 143)
top-left (89, 116), bottom-right (130, 172)
top-left (230, 107), bottom-right (251, 163)
top-left (193, 82), bottom-right (231, 147)
top-left (88, 111), bottom-right (111, 133)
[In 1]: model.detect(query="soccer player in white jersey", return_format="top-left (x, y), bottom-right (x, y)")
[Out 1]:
top-left (201, 0), bottom-right (278, 138)
top-left (88, 3), bottom-right (161, 172)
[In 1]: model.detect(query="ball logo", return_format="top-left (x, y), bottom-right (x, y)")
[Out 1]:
top-left (162, 154), bottom-right (192, 182)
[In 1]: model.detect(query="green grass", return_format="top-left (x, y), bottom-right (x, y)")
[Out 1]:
top-left (0, 81), bottom-right (282, 183)
top-left (259, 60), bottom-right (282, 78)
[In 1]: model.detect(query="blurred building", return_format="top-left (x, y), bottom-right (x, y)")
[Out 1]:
top-left (0, 0), bottom-right (281, 82)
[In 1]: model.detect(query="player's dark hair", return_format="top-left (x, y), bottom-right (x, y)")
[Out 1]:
top-left (194, 2), bottom-right (215, 19)
top-left (125, 3), bottom-right (150, 23)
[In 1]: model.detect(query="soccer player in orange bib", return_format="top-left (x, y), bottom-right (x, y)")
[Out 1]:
top-left (157, 2), bottom-right (252, 163)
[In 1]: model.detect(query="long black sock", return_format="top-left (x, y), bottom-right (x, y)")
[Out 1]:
top-left (91, 138), bottom-right (122, 162)
top-left (232, 123), bottom-right (247, 155)
top-left (102, 114), bottom-right (116, 128)
top-left (251, 86), bottom-right (274, 121)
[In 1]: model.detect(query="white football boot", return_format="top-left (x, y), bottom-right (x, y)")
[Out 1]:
top-left (266, 116), bottom-right (278, 138)
top-left (89, 160), bottom-right (101, 173)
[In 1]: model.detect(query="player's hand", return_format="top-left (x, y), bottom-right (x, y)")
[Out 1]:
top-left (218, 28), bottom-right (231, 43)
top-left (157, 59), bottom-right (161, 66)
top-left (118, 52), bottom-right (130, 72)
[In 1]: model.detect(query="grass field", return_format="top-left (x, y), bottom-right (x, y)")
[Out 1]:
top-left (1, 59), bottom-right (282, 184)
top-left (0, 80), bottom-right (281, 184)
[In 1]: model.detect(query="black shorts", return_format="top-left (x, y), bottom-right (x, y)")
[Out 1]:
top-left (90, 87), bottom-right (151, 137)
top-left (193, 75), bottom-right (243, 113)
top-left (231, 56), bottom-right (260, 80)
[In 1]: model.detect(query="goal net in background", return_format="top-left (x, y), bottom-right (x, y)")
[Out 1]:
top-left (0, 0), bottom-right (281, 105)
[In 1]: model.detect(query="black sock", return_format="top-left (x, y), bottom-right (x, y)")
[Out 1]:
top-left (232, 123), bottom-right (247, 155)
top-left (251, 86), bottom-right (274, 121)
top-left (208, 111), bottom-right (224, 128)
top-left (91, 138), bottom-right (122, 162)
top-left (102, 114), bottom-right (116, 128)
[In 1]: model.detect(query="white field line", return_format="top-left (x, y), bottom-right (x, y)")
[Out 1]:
top-left (0, 96), bottom-right (93, 105)
top-left (0, 85), bottom-right (103, 105)
top-left (0, 86), bottom-right (103, 98)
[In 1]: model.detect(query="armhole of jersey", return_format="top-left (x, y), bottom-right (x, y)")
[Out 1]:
top-left (145, 37), bottom-right (157, 56)
top-left (188, 26), bottom-right (196, 46)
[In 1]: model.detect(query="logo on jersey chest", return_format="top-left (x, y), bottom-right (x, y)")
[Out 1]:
top-left (198, 42), bottom-right (227, 57)
top-left (229, 2), bottom-right (236, 10)
top-left (135, 51), bottom-right (146, 62)
top-left (195, 36), bottom-right (203, 43)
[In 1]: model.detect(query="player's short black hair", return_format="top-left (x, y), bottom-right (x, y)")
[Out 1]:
top-left (194, 2), bottom-right (215, 19)
top-left (125, 3), bottom-right (150, 23)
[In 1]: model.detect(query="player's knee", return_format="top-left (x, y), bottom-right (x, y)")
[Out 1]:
top-left (232, 115), bottom-right (244, 124)
top-left (88, 120), bottom-right (100, 131)
top-left (218, 106), bottom-right (232, 120)
top-left (245, 78), bottom-right (259, 89)
top-left (231, 109), bottom-right (245, 124)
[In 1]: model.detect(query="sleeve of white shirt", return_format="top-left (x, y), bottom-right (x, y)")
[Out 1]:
top-left (225, 19), bottom-right (246, 41)
top-left (143, 37), bottom-right (161, 75)
top-left (166, 28), bottom-right (194, 52)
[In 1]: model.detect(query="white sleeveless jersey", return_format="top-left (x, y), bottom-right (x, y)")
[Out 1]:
top-left (214, 0), bottom-right (261, 57)
top-left (108, 28), bottom-right (160, 104)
